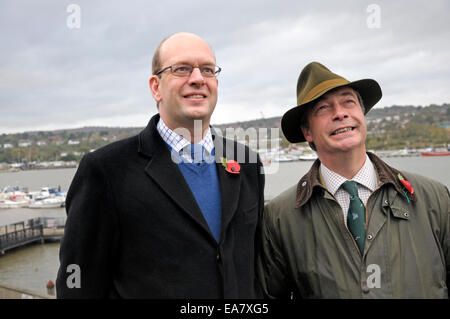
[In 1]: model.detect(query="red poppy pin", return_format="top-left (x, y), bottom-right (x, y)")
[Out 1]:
top-left (221, 157), bottom-right (240, 174)
top-left (398, 173), bottom-right (415, 203)
top-left (398, 173), bottom-right (414, 195)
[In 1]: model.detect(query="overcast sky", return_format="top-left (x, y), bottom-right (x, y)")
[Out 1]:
top-left (1, 0), bottom-right (449, 134)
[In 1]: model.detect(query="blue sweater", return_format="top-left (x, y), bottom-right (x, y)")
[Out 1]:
top-left (168, 145), bottom-right (222, 242)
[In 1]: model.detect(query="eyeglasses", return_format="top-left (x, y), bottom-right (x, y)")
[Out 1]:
top-left (155, 63), bottom-right (222, 78)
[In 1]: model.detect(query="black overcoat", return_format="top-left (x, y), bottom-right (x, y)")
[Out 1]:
top-left (56, 114), bottom-right (265, 298)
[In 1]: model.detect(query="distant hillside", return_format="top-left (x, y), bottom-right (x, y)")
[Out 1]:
top-left (212, 116), bottom-right (282, 131)
top-left (0, 103), bottom-right (449, 164)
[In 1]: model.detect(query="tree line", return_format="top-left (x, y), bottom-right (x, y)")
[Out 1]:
top-left (1, 104), bottom-right (449, 164)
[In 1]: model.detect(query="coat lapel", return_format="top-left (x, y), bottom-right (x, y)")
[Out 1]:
top-left (213, 132), bottom-right (241, 239)
top-left (138, 115), bottom-right (213, 239)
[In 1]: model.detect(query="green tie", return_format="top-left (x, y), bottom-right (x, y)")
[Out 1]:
top-left (342, 180), bottom-right (366, 255)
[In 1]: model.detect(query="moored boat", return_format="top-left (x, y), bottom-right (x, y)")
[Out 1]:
top-left (420, 151), bottom-right (450, 157)
top-left (28, 196), bottom-right (65, 209)
top-left (0, 198), bottom-right (30, 209)
top-left (275, 154), bottom-right (299, 162)
top-left (298, 153), bottom-right (318, 161)
top-left (0, 192), bottom-right (31, 208)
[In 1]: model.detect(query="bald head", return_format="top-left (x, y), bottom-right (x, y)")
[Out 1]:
top-left (148, 31), bottom-right (219, 132)
top-left (152, 32), bottom-right (215, 75)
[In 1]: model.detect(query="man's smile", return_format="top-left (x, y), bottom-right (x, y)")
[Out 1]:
top-left (330, 126), bottom-right (356, 136)
top-left (184, 92), bottom-right (207, 99)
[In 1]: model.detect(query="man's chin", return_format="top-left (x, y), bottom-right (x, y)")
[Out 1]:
top-left (325, 136), bottom-right (364, 152)
top-left (184, 107), bottom-right (214, 121)
top-left (337, 141), bottom-right (365, 153)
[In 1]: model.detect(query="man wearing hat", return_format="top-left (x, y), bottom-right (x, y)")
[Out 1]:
top-left (257, 62), bottom-right (450, 298)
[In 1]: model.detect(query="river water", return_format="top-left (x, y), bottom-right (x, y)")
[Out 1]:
top-left (0, 156), bottom-right (449, 295)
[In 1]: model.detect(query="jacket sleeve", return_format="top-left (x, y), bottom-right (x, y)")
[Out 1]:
top-left (443, 186), bottom-right (450, 292)
top-left (256, 202), bottom-right (292, 299)
top-left (56, 153), bottom-right (120, 298)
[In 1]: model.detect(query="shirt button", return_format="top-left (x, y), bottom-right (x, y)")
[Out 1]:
top-left (367, 234), bottom-right (373, 240)
top-left (302, 181), bottom-right (307, 187)
top-left (216, 253), bottom-right (220, 261)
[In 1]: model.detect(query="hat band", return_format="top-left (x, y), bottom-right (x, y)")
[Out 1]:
top-left (301, 78), bottom-right (350, 105)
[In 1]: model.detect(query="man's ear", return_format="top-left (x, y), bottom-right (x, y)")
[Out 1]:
top-left (149, 76), bottom-right (162, 102)
top-left (301, 126), bottom-right (313, 143)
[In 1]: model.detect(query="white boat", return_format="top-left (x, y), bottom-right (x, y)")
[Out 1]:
top-left (0, 199), bottom-right (30, 209)
top-left (0, 193), bottom-right (31, 208)
top-left (298, 153), bottom-right (318, 161)
top-left (0, 186), bottom-right (22, 201)
top-left (30, 187), bottom-right (54, 201)
top-left (274, 155), bottom-right (295, 162)
top-left (28, 196), bottom-right (65, 209)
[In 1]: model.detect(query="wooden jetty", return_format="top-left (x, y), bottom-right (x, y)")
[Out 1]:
top-left (0, 218), bottom-right (64, 255)
top-left (0, 218), bottom-right (63, 299)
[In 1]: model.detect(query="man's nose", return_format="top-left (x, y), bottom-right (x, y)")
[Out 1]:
top-left (187, 67), bottom-right (206, 85)
top-left (332, 102), bottom-right (349, 121)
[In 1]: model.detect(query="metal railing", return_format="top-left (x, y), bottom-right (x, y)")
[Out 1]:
top-left (0, 220), bottom-right (44, 254)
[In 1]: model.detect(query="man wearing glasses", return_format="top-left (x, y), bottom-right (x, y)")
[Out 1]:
top-left (56, 32), bottom-right (264, 298)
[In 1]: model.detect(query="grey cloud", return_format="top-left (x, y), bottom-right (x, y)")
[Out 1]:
top-left (1, 0), bottom-right (449, 133)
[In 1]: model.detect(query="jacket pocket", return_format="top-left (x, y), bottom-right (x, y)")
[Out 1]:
top-left (389, 205), bottom-right (410, 220)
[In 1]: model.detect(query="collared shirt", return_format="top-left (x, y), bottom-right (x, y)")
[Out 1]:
top-left (157, 117), bottom-right (214, 163)
top-left (320, 154), bottom-right (378, 225)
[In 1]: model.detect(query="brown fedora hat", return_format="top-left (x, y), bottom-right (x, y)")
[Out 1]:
top-left (281, 62), bottom-right (382, 143)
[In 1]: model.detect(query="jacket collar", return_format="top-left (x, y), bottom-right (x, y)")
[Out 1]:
top-left (138, 114), bottom-right (220, 158)
top-left (138, 113), bottom-right (162, 158)
top-left (295, 152), bottom-right (416, 208)
top-left (138, 114), bottom-right (215, 243)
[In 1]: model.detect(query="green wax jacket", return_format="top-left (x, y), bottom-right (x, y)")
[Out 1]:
top-left (258, 152), bottom-right (450, 298)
